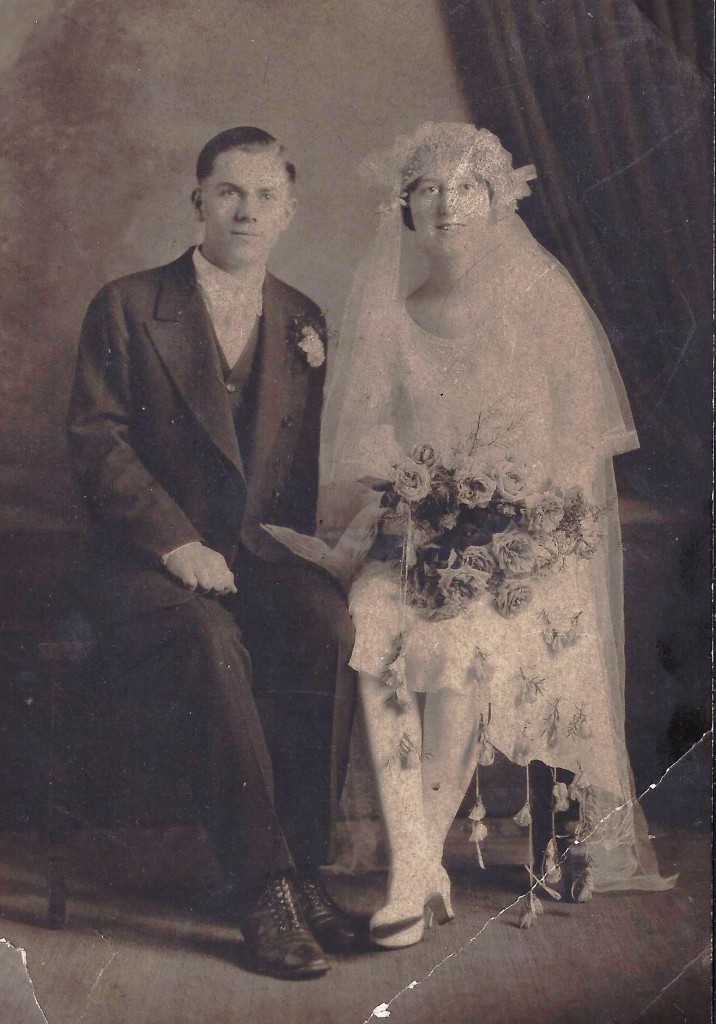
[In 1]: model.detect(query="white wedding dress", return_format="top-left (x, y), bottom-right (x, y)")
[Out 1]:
top-left (324, 216), bottom-right (671, 891)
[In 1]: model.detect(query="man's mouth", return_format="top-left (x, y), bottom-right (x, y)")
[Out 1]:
top-left (231, 230), bottom-right (262, 237)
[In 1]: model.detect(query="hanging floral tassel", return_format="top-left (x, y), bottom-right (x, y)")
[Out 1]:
top-left (519, 891), bottom-right (544, 929)
top-left (552, 781), bottom-right (570, 812)
top-left (517, 763), bottom-right (558, 925)
top-left (518, 763), bottom-right (539, 925)
top-left (397, 730), bottom-right (420, 770)
top-left (477, 740), bottom-right (495, 766)
top-left (513, 803), bottom-right (532, 827)
top-left (568, 766), bottom-right (592, 801)
top-left (469, 794), bottom-right (487, 822)
top-left (466, 783), bottom-right (488, 868)
top-left (470, 822), bottom-right (488, 869)
top-left (567, 787), bottom-right (595, 903)
top-left (381, 637), bottom-right (409, 711)
top-left (542, 766), bottom-right (566, 889)
top-left (542, 837), bottom-right (562, 886)
top-left (386, 677), bottom-right (409, 711)
top-left (383, 507), bottom-right (413, 715)
top-left (476, 704), bottom-right (495, 766)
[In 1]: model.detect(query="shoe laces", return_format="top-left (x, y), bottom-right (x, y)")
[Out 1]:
top-left (300, 877), bottom-right (326, 909)
top-left (264, 876), bottom-right (303, 932)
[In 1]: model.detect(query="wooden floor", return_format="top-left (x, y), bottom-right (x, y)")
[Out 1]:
top-left (0, 809), bottom-right (710, 1024)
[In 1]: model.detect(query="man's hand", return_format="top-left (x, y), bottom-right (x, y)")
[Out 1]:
top-left (163, 541), bottom-right (237, 595)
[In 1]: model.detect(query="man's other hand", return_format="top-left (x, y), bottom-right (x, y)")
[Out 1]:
top-left (163, 541), bottom-right (237, 595)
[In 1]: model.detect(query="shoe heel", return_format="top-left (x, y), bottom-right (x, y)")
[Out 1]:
top-left (424, 892), bottom-right (453, 926)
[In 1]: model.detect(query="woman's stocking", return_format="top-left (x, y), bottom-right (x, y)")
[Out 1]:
top-left (358, 673), bottom-right (432, 914)
top-left (421, 689), bottom-right (481, 863)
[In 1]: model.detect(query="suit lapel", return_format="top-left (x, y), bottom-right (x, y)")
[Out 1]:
top-left (251, 274), bottom-right (292, 464)
top-left (247, 273), bottom-right (305, 493)
top-left (145, 249), bottom-right (245, 477)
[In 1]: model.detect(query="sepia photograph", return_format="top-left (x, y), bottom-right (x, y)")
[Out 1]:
top-left (0, 2), bottom-right (712, 1022)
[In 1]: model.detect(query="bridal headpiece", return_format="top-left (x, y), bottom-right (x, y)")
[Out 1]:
top-left (359, 122), bottom-right (537, 218)
top-left (322, 123), bottom-right (538, 487)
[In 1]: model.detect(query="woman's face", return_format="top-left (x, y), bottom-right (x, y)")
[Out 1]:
top-left (407, 160), bottom-right (492, 254)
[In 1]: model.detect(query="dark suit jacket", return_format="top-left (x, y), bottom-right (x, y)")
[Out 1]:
top-left (67, 247), bottom-right (327, 621)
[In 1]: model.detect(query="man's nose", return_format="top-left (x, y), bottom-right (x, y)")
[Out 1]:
top-left (234, 197), bottom-right (258, 221)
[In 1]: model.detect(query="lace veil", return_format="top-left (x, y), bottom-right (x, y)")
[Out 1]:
top-left (320, 123), bottom-right (674, 893)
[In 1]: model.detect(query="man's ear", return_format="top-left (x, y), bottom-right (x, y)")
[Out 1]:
top-left (191, 187), bottom-right (204, 222)
top-left (281, 194), bottom-right (297, 229)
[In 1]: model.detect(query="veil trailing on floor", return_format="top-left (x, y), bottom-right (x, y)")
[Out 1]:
top-left (317, 123), bottom-right (674, 893)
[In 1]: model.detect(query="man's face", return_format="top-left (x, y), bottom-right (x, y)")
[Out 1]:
top-left (194, 147), bottom-right (296, 272)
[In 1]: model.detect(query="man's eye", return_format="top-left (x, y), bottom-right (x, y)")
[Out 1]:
top-left (260, 192), bottom-right (276, 201)
top-left (462, 182), bottom-right (475, 191)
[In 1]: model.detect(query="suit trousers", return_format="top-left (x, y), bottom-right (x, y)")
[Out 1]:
top-left (95, 555), bottom-right (355, 910)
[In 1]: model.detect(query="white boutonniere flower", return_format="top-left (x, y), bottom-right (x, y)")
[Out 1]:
top-left (297, 325), bottom-right (325, 368)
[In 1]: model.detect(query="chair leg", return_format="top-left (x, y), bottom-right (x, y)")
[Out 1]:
top-left (45, 657), bottom-right (68, 929)
top-left (46, 856), bottom-right (67, 930)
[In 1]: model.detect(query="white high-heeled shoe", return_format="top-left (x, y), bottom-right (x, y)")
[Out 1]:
top-left (370, 865), bottom-right (455, 949)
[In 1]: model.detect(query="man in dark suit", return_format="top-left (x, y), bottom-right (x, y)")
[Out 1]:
top-left (67, 127), bottom-right (358, 979)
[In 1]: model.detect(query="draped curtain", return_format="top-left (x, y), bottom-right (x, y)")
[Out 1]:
top-left (439, 0), bottom-right (712, 512)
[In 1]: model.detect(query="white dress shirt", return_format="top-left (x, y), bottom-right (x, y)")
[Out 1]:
top-left (192, 247), bottom-right (264, 369)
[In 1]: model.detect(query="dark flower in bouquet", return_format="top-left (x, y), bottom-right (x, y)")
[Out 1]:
top-left (414, 463), bottom-right (457, 528)
top-left (438, 565), bottom-right (490, 607)
top-left (374, 435), bottom-right (606, 621)
top-left (562, 485), bottom-right (588, 517)
top-left (558, 486), bottom-right (592, 536)
top-left (461, 544), bottom-right (498, 575)
top-left (455, 462), bottom-right (497, 509)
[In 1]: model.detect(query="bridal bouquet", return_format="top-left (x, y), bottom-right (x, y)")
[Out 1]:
top-left (376, 443), bottom-right (605, 621)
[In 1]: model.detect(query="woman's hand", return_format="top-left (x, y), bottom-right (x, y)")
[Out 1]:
top-left (262, 492), bottom-right (386, 585)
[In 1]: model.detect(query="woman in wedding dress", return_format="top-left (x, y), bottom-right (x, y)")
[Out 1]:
top-left (316, 123), bottom-right (674, 949)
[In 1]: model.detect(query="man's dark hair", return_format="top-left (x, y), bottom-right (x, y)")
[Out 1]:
top-left (196, 127), bottom-right (296, 184)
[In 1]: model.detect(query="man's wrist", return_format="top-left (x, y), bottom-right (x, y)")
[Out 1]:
top-left (161, 541), bottom-right (202, 566)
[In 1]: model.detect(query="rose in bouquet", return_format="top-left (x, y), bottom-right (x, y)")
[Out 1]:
top-left (375, 443), bottom-right (607, 620)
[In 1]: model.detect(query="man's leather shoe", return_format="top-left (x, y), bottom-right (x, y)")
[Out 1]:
top-left (299, 875), bottom-right (363, 953)
top-left (241, 875), bottom-right (330, 979)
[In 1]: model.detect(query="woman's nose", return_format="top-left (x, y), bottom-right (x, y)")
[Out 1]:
top-left (436, 190), bottom-right (452, 216)
top-left (438, 188), bottom-right (459, 215)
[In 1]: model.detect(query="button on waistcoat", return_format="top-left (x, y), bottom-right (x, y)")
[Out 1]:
top-left (214, 316), bottom-right (262, 475)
